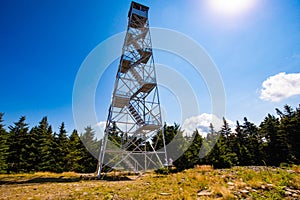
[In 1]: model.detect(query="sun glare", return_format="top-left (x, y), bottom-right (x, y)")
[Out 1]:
top-left (208, 0), bottom-right (256, 16)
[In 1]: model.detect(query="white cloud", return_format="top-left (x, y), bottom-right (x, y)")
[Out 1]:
top-left (260, 72), bottom-right (300, 102)
top-left (96, 121), bottom-right (106, 129)
top-left (181, 113), bottom-right (234, 137)
top-left (94, 121), bottom-right (106, 139)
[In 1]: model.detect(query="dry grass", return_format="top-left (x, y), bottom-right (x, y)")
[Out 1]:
top-left (292, 165), bottom-right (300, 173)
top-left (194, 165), bottom-right (213, 172)
top-left (0, 166), bottom-right (299, 200)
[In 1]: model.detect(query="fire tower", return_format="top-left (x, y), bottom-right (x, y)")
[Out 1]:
top-left (97, 1), bottom-right (167, 178)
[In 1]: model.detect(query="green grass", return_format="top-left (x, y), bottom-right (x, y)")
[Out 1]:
top-left (0, 166), bottom-right (299, 199)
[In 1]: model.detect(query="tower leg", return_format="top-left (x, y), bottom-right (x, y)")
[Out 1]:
top-left (97, 132), bottom-right (108, 179)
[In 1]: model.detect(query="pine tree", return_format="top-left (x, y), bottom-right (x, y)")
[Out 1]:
top-left (25, 126), bottom-right (39, 172)
top-left (233, 120), bottom-right (250, 166)
top-left (56, 122), bottom-right (70, 172)
top-left (295, 105), bottom-right (300, 163)
top-left (241, 117), bottom-right (264, 165)
top-left (206, 135), bottom-right (228, 168)
top-left (80, 126), bottom-right (99, 159)
top-left (66, 129), bottom-right (86, 172)
top-left (259, 114), bottom-right (285, 166)
top-left (221, 118), bottom-right (238, 166)
top-left (80, 126), bottom-right (98, 173)
top-left (173, 129), bottom-right (203, 171)
top-left (206, 118), bottom-right (237, 168)
top-left (32, 117), bottom-right (56, 172)
top-left (7, 116), bottom-right (29, 173)
top-left (167, 125), bottom-right (187, 167)
top-left (152, 123), bottom-right (180, 151)
top-left (221, 117), bottom-right (231, 138)
top-left (199, 123), bottom-right (217, 162)
top-left (0, 113), bottom-right (9, 173)
top-left (277, 105), bottom-right (300, 164)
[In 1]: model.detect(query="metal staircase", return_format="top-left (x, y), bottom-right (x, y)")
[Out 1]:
top-left (128, 102), bottom-right (144, 125)
top-left (129, 67), bottom-right (143, 85)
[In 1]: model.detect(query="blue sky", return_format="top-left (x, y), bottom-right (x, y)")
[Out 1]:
top-left (1, 0), bottom-right (300, 134)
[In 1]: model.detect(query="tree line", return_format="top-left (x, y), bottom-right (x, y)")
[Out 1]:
top-left (0, 115), bottom-right (98, 173)
top-left (170, 104), bottom-right (300, 171)
top-left (0, 104), bottom-right (299, 174)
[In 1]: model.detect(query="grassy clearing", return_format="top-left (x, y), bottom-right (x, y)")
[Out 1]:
top-left (0, 166), bottom-right (299, 199)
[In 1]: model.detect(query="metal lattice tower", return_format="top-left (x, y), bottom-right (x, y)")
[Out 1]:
top-left (97, 1), bottom-right (167, 178)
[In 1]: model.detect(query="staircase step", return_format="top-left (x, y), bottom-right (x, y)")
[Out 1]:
top-left (128, 103), bottom-right (144, 125)
top-left (129, 68), bottom-right (143, 85)
top-left (127, 29), bottom-right (148, 50)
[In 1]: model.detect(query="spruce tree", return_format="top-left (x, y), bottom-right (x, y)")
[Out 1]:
top-left (233, 120), bottom-right (249, 166)
top-left (26, 127), bottom-right (39, 172)
top-left (277, 105), bottom-right (300, 164)
top-left (152, 123), bottom-right (180, 151)
top-left (259, 114), bottom-right (285, 166)
top-left (173, 129), bottom-right (203, 171)
top-left (80, 126), bottom-right (98, 173)
top-left (66, 129), bottom-right (86, 172)
top-left (220, 118), bottom-right (238, 166)
top-left (34, 117), bottom-right (57, 172)
top-left (56, 122), bottom-right (70, 172)
top-left (0, 113), bottom-right (9, 173)
top-left (206, 118), bottom-right (237, 168)
top-left (295, 105), bottom-right (300, 163)
top-left (199, 123), bottom-right (217, 163)
top-left (7, 116), bottom-right (29, 173)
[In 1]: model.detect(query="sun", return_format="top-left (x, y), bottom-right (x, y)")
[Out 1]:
top-left (207, 0), bottom-right (256, 16)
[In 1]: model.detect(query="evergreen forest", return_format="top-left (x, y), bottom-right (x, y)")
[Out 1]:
top-left (0, 104), bottom-right (299, 174)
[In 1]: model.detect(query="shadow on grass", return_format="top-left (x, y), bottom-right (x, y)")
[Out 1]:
top-left (99, 175), bottom-right (132, 181)
top-left (0, 176), bottom-right (82, 185)
top-left (0, 174), bottom-right (133, 185)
